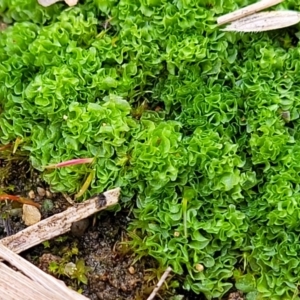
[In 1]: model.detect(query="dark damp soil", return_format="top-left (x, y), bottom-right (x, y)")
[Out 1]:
top-left (0, 156), bottom-right (244, 300)
top-left (24, 211), bottom-right (149, 300)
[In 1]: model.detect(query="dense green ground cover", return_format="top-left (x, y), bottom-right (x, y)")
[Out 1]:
top-left (1, 0), bottom-right (300, 298)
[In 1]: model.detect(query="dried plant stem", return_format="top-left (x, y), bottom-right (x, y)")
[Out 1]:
top-left (221, 11), bottom-right (300, 32)
top-left (0, 188), bottom-right (120, 254)
top-left (147, 266), bottom-right (173, 300)
top-left (62, 192), bottom-right (75, 205)
top-left (0, 243), bottom-right (88, 299)
top-left (217, 0), bottom-right (284, 25)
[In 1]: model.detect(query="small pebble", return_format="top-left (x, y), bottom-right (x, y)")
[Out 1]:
top-left (45, 190), bottom-right (52, 198)
top-left (96, 292), bottom-right (104, 300)
top-left (71, 218), bottom-right (90, 237)
top-left (120, 283), bottom-right (127, 292)
top-left (22, 204), bottom-right (41, 226)
top-left (37, 187), bottom-right (46, 197)
top-left (28, 190), bottom-right (35, 199)
top-left (128, 266), bottom-right (135, 275)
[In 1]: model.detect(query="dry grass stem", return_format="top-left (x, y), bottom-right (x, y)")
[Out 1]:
top-left (217, 0), bottom-right (284, 25)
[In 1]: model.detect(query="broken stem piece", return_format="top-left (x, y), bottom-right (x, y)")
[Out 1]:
top-left (0, 243), bottom-right (88, 299)
top-left (38, 0), bottom-right (78, 7)
top-left (221, 11), bottom-right (300, 32)
top-left (0, 188), bottom-right (120, 254)
top-left (146, 266), bottom-right (173, 300)
top-left (217, 0), bottom-right (284, 25)
top-left (62, 192), bottom-right (76, 206)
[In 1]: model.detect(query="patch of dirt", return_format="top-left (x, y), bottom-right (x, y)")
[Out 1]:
top-left (78, 214), bottom-right (144, 300)
top-left (227, 291), bottom-right (244, 300)
top-left (25, 211), bottom-right (148, 300)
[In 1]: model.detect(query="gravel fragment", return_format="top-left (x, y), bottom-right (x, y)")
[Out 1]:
top-left (28, 190), bottom-right (35, 199)
top-left (37, 187), bottom-right (46, 197)
top-left (45, 190), bottom-right (53, 198)
top-left (22, 204), bottom-right (41, 226)
top-left (128, 266), bottom-right (135, 275)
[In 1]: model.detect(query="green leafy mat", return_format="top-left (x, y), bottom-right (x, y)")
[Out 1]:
top-left (1, 0), bottom-right (300, 299)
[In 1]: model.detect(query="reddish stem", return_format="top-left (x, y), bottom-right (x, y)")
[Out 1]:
top-left (45, 158), bottom-right (94, 169)
top-left (0, 195), bottom-right (41, 208)
top-left (0, 144), bottom-right (12, 151)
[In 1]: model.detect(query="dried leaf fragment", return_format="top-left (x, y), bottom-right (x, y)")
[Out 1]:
top-left (38, 0), bottom-right (62, 7)
top-left (38, 0), bottom-right (78, 7)
top-left (217, 0), bottom-right (284, 26)
top-left (65, 0), bottom-right (78, 6)
top-left (222, 11), bottom-right (300, 32)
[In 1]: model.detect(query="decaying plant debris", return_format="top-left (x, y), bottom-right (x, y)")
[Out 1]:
top-left (37, 0), bottom-right (78, 8)
top-left (217, 0), bottom-right (284, 25)
top-left (218, 0), bottom-right (300, 32)
top-left (1, 188), bottom-right (120, 253)
top-left (0, 243), bottom-right (89, 300)
top-left (220, 10), bottom-right (300, 33)
top-left (0, 187), bottom-right (119, 300)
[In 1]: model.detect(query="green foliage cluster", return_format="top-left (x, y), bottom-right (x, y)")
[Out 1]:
top-left (44, 239), bottom-right (91, 286)
top-left (1, 0), bottom-right (300, 298)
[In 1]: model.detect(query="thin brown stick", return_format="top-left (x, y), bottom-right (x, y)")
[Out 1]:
top-left (62, 192), bottom-right (76, 205)
top-left (0, 187), bottom-right (120, 254)
top-left (217, 0), bottom-right (284, 25)
top-left (147, 266), bottom-right (173, 300)
top-left (221, 11), bottom-right (300, 32)
top-left (38, 0), bottom-right (62, 7)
